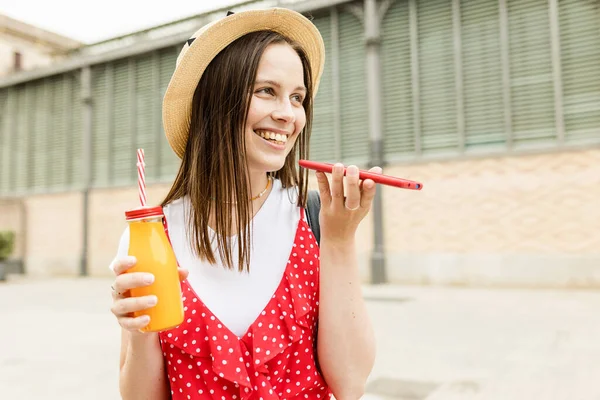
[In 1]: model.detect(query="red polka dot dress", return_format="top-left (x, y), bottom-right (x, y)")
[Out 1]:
top-left (158, 209), bottom-right (332, 399)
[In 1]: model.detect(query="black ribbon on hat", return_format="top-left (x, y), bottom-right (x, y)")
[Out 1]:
top-left (186, 12), bottom-right (234, 47)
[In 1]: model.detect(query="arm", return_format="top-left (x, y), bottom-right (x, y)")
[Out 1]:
top-left (111, 252), bottom-right (189, 400)
top-left (119, 330), bottom-right (171, 400)
top-left (317, 239), bottom-right (376, 400)
top-left (314, 164), bottom-right (379, 399)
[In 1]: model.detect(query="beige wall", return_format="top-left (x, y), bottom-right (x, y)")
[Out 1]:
top-left (1, 147), bottom-right (598, 287)
top-left (0, 41), bottom-right (54, 76)
top-left (22, 192), bottom-right (82, 276)
top-left (382, 148), bottom-right (600, 287)
top-left (88, 184), bottom-right (172, 276)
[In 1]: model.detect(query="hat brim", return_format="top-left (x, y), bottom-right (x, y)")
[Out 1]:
top-left (162, 8), bottom-right (326, 159)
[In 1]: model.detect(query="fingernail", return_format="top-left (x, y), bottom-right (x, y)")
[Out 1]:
top-left (148, 296), bottom-right (158, 306)
top-left (143, 274), bottom-right (155, 284)
top-left (347, 165), bottom-right (358, 176)
top-left (334, 163), bottom-right (344, 173)
top-left (141, 315), bottom-right (151, 323)
top-left (126, 256), bottom-right (137, 266)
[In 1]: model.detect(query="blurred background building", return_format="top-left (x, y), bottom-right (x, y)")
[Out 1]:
top-left (0, 13), bottom-right (81, 77)
top-left (0, 0), bottom-right (598, 287)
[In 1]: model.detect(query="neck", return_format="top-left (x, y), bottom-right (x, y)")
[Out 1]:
top-left (248, 170), bottom-right (270, 202)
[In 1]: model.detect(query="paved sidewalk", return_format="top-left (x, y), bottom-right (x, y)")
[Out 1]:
top-left (1, 277), bottom-right (599, 399)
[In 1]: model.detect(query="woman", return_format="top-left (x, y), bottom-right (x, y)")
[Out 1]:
top-left (110, 8), bottom-right (378, 400)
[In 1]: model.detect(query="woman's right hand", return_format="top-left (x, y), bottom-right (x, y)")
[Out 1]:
top-left (110, 256), bottom-right (189, 333)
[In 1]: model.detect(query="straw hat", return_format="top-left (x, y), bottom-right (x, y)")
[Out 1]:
top-left (162, 8), bottom-right (326, 159)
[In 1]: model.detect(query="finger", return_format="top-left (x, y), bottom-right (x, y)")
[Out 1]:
top-left (330, 163), bottom-right (345, 207)
top-left (111, 295), bottom-right (158, 317)
top-left (114, 272), bottom-right (155, 294)
top-left (344, 165), bottom-right (361, 211)
top-left (359, 166), bottom-right (383, 191)
top-left (360, 179), bottom-right (377, 209)
top-left (119, 315), bottom-right (151, 331)
top-left (112, 256), bottom-right (137, 276)
top-left (315, 171), bottom-right (332, 207)
top-left (178, 268), bottom-right (189, 282)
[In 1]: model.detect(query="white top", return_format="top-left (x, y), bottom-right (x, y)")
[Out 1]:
top-left (111, 179), bottom-right (301, 337)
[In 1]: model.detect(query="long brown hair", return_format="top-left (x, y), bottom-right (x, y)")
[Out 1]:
top-left (162, 30), bottom-right (314, 272)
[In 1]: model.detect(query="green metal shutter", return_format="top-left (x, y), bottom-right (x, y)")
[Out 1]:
top-left (30, 80), bottom-right (48, 192)
top-left (338, 9), bottom-right (368, 162)
top-left (559, 0), bottom-right (600, 144)
top-left (418, 0), bottom-right (458, 153)
top-left (69, 72), bottom-right (84, 188)
top-left (48, 75), bottom-right (69, 189)
top-left (7, 88), bottom-right (18, 192)
top-left (0, 88), bottom-right (9, 193)
top-left (135, 54), bottom-right (159, 181)
top-left (112, 60), bottom-right (134, 185)
top-left (14, 85), bottom-right (29, 192)
top-left (461, 0), bottom-right (505, 148)
top-left (310, 12), bottom-right (336, 162)
top-left (381, 0), bottom-right (413, 156)
top-left (92, 65), bottom-right (110, 186)
top-left (507, 0), bottom-right (555, 146)
top-left (158, 47), bottom-right (180, 180)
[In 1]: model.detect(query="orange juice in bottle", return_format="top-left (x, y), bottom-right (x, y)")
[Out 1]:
top-left (125, 206), bottom-right (184, 332)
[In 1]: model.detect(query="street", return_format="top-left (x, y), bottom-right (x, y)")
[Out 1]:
top-left (1, 277), bottom-right (599, 399)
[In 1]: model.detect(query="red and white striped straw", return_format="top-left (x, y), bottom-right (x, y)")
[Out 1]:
top-left (136, 149), bottom-right (147, 207)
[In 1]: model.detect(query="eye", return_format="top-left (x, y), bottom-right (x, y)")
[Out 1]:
top-left (256, 87), bottom-right (275, 95)
top-left (291, 94), bottom-right (304, 103)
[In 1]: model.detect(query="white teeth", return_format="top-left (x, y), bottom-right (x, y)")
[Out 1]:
top-left (255, 130), bottom-right (287, 143)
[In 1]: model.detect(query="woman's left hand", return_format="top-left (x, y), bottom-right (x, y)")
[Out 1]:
top-left (315, 163), bottom-right (382, 244)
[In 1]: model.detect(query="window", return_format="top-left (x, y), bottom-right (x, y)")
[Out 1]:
top-left (14, 51), bottom-right (22, 71)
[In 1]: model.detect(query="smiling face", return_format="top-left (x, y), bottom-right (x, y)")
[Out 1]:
top-left (244, 43), bottom-right (308, 174)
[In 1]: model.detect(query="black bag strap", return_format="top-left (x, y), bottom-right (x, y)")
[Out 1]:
top-left (306, 190), bottom-right (321, 245)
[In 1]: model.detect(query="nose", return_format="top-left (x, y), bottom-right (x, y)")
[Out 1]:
top-left (271, 98), bottom-right (295, 124)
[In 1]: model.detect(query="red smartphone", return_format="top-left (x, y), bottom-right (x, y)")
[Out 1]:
top-left (299, 160), bottom-right (423, 190)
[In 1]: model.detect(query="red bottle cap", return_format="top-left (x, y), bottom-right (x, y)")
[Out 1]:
top-left (125, 206), bottom-right (164, 221)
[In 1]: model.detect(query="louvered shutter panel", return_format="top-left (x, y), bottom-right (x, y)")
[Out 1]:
top-left (135, 54), bottom-right (158, 181)
top-left (48, 75), bottom-right (69, 189)
top-left (92, 65), bottom-right (110, 186)
top-left (381, 0), bottom-right (413, 156)
top-left (158, 47), bottom-right (180, 180)
top-left (14, 85), bottom-right (28, 192)
top-left (310, 12), bottom-right (336, 163)
top-left (69, 72), bottom-right (84, 188)
top-left (462, 0), bottom-right (505, 148)
top-left (339, 9), bottom-right (369, 162)
top-left (507, 0), bottom-right (555, 146)
top-left (0, 88), bottom-right (9, 193)
top-left (30, 80), bottom-right (48, 192)
top-left (111, 60), bottom-right (133, 185)
top-left (559, 0), bottom-right (600, 144)
top-left (418, 0), bottom-right (458, 153)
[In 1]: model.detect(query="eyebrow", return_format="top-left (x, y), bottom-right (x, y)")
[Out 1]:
top-left (255, 79), bottom-right (307, 93)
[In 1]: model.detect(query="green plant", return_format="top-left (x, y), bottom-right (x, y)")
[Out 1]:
top-left (0, 231), bottom-right (15, 262)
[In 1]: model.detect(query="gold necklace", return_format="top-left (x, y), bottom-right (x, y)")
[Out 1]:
top-left (249, 177), bottom-right (272, 201)
top-left (215, 178), bottom-right (272, 204)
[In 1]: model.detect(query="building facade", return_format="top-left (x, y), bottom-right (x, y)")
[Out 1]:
top-left (0, 13), bottom-right (81, 77)
top-left (0, 0), bottom-right (599, 287)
